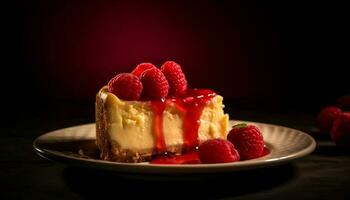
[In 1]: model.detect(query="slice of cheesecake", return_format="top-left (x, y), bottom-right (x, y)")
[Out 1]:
top-left (96, 86), bottom-right (229, 162)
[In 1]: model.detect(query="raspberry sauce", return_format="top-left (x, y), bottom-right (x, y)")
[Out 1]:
top-left (262, 147), bottom-right (270, 157)
top-left (150, 99), bottom-right (167, 153)
top-left (150, 89), bottom-right (216, 153)
top-left (172, 89), bottom-right (216, 151)
top-left (150, 151), bottom-right (200, 164)
top-left (150, 147), bottom-right (270, 164)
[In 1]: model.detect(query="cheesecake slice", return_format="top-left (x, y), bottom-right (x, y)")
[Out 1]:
top-left (96, 86), bottom-right (229, 162)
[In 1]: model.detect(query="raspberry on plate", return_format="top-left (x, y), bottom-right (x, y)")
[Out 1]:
top-left (160, 61), bottom-right (187, 96)
top-left (227, 124), bottom-right (265, 160)
top-left (331, 112), bottom-right (350, 148)
top-left (317, 106), bottom-right (343, 133)
top-left (131, 63), bottom-right (157, 77)
top-left (108, 73), bottom-right (143, 101)
top-left (198, 139), bottom-right (240, 164)
top-left (140, 68), bottom-right (169, 99)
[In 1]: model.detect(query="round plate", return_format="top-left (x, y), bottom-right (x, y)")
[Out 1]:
top-left (33, 120), bottom-right (316, 174)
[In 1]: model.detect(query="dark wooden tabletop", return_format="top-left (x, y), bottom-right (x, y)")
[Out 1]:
top-left (1, 105), bottom-right (349, 200)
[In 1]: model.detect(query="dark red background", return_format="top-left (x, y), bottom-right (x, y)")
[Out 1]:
top-left (2, 2), bottom-right (350, 198)
top-left (6, 0), bottom-right (349, 112)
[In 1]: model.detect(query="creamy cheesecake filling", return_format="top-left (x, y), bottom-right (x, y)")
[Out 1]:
top-left (97, 87), bottom-right (229, 155)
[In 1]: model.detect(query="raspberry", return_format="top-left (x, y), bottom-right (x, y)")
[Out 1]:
top-left (131, 63), bottom-right (157, 77)
top-left (227, 124), bottom-right (265, 160)
top-left (140, 68), bottom-right (169, 99)
top-left (198, 139), bottom-right (240, 164)
top-left (331, 112), bottom-right (350, 148)
top-left (108, 73), bottom-right (143, 101)
top-left (160, 61), bottom-right (187, 96)
top-left (317, 106), bottom-right (343, 133)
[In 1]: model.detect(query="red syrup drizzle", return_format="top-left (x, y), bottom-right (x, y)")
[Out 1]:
top-left (150, 151), bottom-right (200, 164)
top-left (171, 89), bottom-right (217, 151)
top-left (149, 89), bottom-right (216, 154)
top-left (150, 147), bottom-right (271, 164)
top-left (261, 147), bottom-right (270, 157)
top-left (150, 99), bottom-right (167, 153)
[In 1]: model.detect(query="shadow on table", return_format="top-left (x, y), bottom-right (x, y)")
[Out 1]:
top-left (314, 140), bottom-right (350, 156)
top-left (63, 164), bottom-right (296, 199)
top-left (306, 129), bottom-right (350, 156)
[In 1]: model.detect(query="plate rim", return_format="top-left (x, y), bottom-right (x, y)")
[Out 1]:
top-left (33, 120), bottom-right (316, 173)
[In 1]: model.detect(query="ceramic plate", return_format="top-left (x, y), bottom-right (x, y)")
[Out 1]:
top-left (33, 120), bottom-right (316, 174)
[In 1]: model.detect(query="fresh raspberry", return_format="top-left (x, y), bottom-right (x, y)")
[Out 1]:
top-left (198, 139), bottom-right (240, 164)
top-left (140, 68), bottom-right (169, 99)
top-left (317, 106), bottom-right (343, 133)
top-left (131, 63), bottom-right (157, 77)
top-left (227, 124), bottom-right (265, 160)
top-left (331, 112), bottom-right (350, 148)
top-left (336, 95), bottom-right (350, 111)
top-left (107, 73), bottom-right (143, 101)
top-left (160, 61), bottom-right (187, 96)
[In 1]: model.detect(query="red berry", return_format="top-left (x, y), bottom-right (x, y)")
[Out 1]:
top-left (198, 139), bottom-right (240, 164)
top-left (317, 106), bottom-right (343, 133)
top-left (131, 63), bottom-right (157, 77)
top-left (140, 68), bottom-right (169, 99)
top-left (108, 73), bottom-right (143, 101)
top-left (227, 124), bottom-right (265, 160)
top-left (160, 61), bottom-right (187, 96)
top-left (331, 112), bottom-right (350, 148)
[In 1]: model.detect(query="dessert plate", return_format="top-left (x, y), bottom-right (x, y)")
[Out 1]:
top-left (33, 120), bottom-right (316, 175)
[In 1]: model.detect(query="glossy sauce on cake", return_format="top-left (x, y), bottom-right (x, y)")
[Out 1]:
top-left (150, 89), bottom-right (217, 153)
